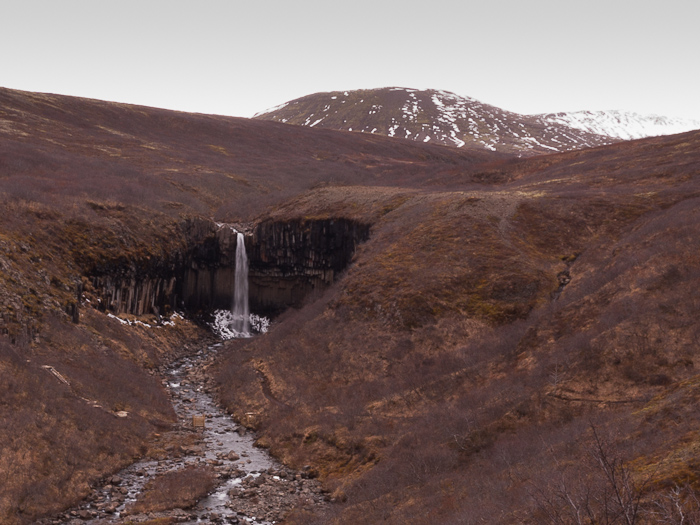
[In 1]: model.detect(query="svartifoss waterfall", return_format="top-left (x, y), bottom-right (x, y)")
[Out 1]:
top-left (231, 231), bottom-right (250, 336)
top-left (210, 228), bottom-right (269, 339)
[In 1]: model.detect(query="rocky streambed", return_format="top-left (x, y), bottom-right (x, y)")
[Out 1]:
top-left (43, 342), bottom-right (328, 524)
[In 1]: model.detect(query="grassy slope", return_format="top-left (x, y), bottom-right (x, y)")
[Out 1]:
top-left (215, 130), bottom-right (700, 523)
top-left (0, 87), bottom-right (502, 523)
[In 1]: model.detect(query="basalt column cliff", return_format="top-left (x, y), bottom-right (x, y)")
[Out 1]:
top-left (90, 217), bottom-right (370, 318)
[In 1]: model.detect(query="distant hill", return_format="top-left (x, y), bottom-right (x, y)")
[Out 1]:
top-left (541, 109), bottom-right (700, 140)
top-left (253, 87), bottom-right (618, 156)
top-left (254, 87), bottom-right (700, 156)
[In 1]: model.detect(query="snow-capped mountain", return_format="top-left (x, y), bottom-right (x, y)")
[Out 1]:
top-left (254, 88), bottom-right (700, 156)
top-left (540, 110), bottom-right (700, 141)
top-left (253, 88), bottom-right (617, 156)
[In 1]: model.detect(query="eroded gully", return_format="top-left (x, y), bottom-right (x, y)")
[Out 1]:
top-left (46, 342), bottom-right (328, 524)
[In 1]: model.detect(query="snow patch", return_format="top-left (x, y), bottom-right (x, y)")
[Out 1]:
top-left (107, 312), bottom-right (184, 328)
top-left (107, 313), bottom-right (129, 325)
top-left (541, 110), bottom-right (700, 140)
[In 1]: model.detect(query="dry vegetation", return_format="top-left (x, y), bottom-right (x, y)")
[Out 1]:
top-left (2, 85), bottom-right (700, 523)
top-left (0, 314), bottom-right (201, 523)
top-left (215, 130), bottom-right (700, 523)
top-left (0, 86), bottom-right (497, 523)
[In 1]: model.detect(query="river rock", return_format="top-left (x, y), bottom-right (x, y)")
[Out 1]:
top-left (50, 340), bottom-right (329, 524)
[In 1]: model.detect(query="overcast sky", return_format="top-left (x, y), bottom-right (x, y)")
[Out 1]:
top-left (2, 0), bottom-right (699, 121)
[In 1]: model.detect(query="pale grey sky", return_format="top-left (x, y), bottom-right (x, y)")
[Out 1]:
top-left (2, 0), bottom-right (699, 120)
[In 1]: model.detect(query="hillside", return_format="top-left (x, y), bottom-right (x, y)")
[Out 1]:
top-left (216, 129), bottom-right (700, 523)
top-left (253, 87), bottom-right (619, 155)
top-left (0, 87), bottom-right (505, 219)
top-left (0, 86), bottom-right (502, 523)
top-left (1, 86), bottom-right (700, 523)
top-left (255, 87), bottom-right (700, 157)
top-left (213, 128), bottom-right (700, 523)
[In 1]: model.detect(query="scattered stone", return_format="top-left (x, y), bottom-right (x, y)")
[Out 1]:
top-left (48, 340), bottom-right (328, 524)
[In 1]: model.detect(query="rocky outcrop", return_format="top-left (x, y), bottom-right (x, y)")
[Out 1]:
top-left (89, 217), bottom-right (370, 317)
top-left (248, 219), bottom-right (370, 314)
top-left (180, 218), bottom-right (240, 311)
top-left (92, 274), bottom-right (179, 316)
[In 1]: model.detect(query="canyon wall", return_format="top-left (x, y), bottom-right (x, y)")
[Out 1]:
top-left (89, 217), bottom-right (370, 317)
top-left (248, 218), bottom-right (370, 314)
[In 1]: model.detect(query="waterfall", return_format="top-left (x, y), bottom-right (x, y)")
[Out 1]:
top-left (231, 231), bottom-right (250, 336)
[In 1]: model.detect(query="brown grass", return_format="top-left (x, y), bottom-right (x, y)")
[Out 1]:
top-left (0, 86), bottom-right (500, 522)
top-left (215, 128), bottom-right (700, 523)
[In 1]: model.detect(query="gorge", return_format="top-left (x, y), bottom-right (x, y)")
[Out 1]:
top-left (88, 217), bottom-right (371, 321)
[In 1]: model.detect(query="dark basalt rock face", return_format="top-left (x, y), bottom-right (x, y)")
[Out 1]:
top-left (248, 219), bottom-right (370, 315)
top-left (180, 217), bottom-right (240, 312)
top-left (90, 256), bottom-right (187, 317)
top-left (89, 217), bottom-right (370, 318)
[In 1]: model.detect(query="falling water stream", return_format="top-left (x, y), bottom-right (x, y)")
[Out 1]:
top-left (231, 232), bottom-right (250, 336)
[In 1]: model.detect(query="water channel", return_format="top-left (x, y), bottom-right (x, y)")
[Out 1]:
top-left (49, 342), bottom-right (327, 524)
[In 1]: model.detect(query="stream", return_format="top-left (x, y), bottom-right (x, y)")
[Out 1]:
top-left (47, 342), bottom-right (328, 524)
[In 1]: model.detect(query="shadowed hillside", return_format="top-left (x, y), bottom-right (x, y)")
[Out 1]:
top-left (2, 85), bottom-right (700, 523)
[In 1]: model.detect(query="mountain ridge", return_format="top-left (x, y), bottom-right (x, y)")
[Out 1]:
top-left (542, 109), bottom-right (700, 140)
top-left (254, 87), bottom-right (700, 155)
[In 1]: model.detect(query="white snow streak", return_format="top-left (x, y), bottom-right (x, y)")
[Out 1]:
top-left (252, 101), bottom-right (289, 118)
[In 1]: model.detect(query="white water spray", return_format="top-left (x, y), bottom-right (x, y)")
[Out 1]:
top-left (231, 231), bottom-right (250, 336)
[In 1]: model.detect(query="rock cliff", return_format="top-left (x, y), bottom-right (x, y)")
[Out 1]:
top-left (248, 218), bottom-right (370, 314)
top-left (89, 217), bottom-right (370, 318)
